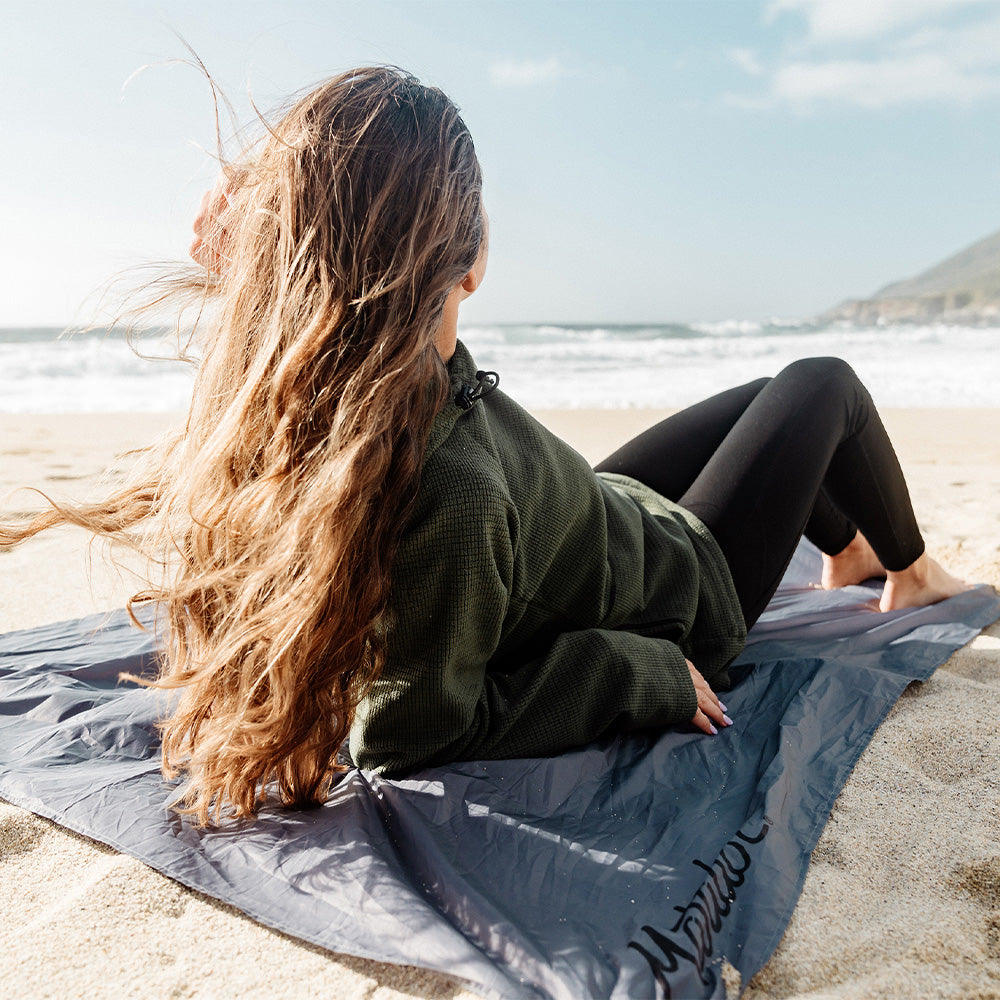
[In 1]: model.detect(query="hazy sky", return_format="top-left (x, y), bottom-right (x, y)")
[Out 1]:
top-left (4, 0), bottom-right (1000, 325)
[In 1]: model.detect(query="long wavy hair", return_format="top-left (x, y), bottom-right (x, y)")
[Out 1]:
top-left (0, 67), bottom-right (485, 824)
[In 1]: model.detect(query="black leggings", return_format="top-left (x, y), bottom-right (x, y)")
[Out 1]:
top-left (594, 357), bottom-right (925, 629)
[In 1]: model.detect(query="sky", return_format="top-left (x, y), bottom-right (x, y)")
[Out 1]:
top-left (4, 0), bottom-right (1000, 326)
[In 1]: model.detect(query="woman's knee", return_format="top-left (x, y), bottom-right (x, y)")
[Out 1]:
top-left (772, 357), bottom-right (872, 434)
top-left (775, 356), bottom-right (866, 401)
top-left (779, 356), bottom-right (856, 382)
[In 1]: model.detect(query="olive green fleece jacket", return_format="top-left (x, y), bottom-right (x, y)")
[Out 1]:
top-left (349, 340), bottom-right (747, 774)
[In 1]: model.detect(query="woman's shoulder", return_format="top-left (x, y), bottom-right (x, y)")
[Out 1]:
top-left (396, 417), bottom-right (517, 591)
top-left (419, 405), bottom-right (513, 518)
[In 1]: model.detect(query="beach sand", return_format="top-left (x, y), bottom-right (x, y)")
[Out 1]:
top-left (1, 409), bottom-right (998, 999)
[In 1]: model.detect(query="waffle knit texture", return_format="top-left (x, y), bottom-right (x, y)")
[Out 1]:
top-left (350, 341), bottom-right (747, 774)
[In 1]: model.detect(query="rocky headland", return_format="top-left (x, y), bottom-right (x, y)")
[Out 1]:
top-left (822, 227), bottom-right (1000, 325)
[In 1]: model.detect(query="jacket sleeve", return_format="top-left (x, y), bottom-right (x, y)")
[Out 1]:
top-left (349, 488), bottom-right (699, 775)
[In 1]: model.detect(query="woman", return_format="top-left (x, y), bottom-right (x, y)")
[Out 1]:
top-left (2, 67), bottom-right (965, 824)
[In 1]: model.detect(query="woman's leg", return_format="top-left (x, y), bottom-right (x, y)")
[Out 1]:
top-left (601, 357), bottom-right (963, 628)
top-left (671, 357), bottom-right (962, 626)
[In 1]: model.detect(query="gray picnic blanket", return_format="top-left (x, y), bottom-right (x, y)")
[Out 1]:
top-left (1, 540), bottom-right (997, 999)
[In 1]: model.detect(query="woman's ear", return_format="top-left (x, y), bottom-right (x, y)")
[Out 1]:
top-left (460, 267), bottom-right (482, 295)
top-left (460, 233), bottom-right (489, 297)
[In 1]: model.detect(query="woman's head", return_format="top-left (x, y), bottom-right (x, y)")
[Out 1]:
top-left (209, 67), bottom-right (484, 371)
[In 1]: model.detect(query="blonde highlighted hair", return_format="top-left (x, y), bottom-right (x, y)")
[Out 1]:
top-left (2, 67), bottom-right (484, 823)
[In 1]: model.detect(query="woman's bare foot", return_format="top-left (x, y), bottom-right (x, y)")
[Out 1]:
top-left (822, 531), bottom-right (886, 590)
top-left (880, 551), bottom-right (971, 612)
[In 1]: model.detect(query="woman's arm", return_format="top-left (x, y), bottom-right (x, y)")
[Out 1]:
top-left (349, 490), bottom-right (720, 774)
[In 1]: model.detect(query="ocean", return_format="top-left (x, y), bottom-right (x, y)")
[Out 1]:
top-left (0, 322), bottom-right (996, 413)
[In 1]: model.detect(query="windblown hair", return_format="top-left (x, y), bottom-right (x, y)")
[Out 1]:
top-left (1, 67), bottom-right (484, 823)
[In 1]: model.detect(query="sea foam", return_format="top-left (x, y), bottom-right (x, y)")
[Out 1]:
top-left (0, 323), bottom-right (996, 413)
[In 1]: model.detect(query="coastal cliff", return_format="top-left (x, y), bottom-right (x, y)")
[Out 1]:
top-left (822, 228), bottom-right (1000, 324)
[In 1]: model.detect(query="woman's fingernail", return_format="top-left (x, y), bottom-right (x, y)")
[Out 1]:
top-left (723, 715), bottom-right (733, 726)
top-left (718, 702), bottom-right (728, 713)
top-left (709, 724), bottom-right (718, 735)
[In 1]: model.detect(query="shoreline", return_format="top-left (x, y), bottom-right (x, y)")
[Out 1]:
top-left (1, 409), bottom-right (999, 998)
top-left (3, 409), bottom-right (996, 626)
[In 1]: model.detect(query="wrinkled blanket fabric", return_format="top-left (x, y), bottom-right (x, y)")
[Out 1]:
top-left (1, 541), bottom-right (997, 1000)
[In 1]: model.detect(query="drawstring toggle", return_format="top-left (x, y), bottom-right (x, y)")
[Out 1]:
top-left (455, 370), bottom-right (500, 410)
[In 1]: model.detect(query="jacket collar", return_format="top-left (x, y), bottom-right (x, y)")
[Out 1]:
top-left (425, 339), bottom-right (480, 460)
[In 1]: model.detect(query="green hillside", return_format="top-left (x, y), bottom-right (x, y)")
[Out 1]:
top-left (824, 228), bottom-right (1000, 324)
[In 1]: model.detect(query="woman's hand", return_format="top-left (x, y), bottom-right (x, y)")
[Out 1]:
top-left (189, 173), bottom-right (241, 273)
top-left (687, 658), bottom-right (733, 735)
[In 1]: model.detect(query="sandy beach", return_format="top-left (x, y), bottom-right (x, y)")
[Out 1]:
top-left (1, 408), bottom-right (998, 999)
